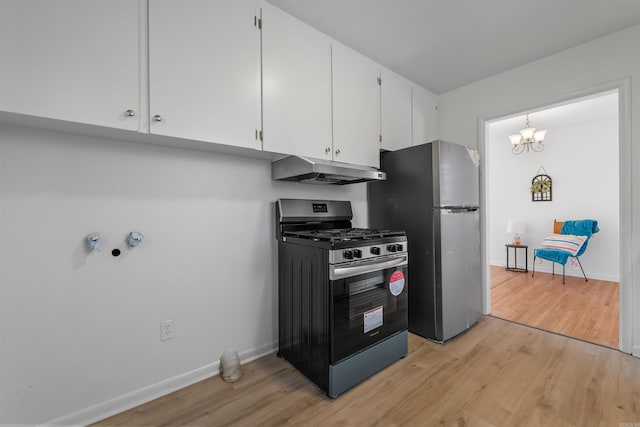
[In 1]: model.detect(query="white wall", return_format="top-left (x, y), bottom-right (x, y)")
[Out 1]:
top-left (0, 124), bottom-right (367, 425)
top-left (438, 24), bottom-right (639, 355)
top-left (489, 115), bottom-right (620, 281)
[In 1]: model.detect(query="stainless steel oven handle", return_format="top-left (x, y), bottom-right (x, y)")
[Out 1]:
top-left (330, 255), bottom-right (408, 280)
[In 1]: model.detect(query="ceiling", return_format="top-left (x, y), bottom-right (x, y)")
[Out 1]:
top-left (266, 0), bottom-right (640, 94)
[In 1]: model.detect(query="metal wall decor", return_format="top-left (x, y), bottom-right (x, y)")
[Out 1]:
top-left (530, 166), bottom-right (552, 202)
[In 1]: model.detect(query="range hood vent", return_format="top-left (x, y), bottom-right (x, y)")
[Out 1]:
top-left (272, 156), bottom-right (386, 185)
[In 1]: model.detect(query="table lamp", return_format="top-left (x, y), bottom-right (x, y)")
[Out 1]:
top-left (507, 221), bottom-right (526, 245)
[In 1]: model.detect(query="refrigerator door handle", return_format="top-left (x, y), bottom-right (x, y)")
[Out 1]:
top-left (441, 207), bottom-right (479, 213)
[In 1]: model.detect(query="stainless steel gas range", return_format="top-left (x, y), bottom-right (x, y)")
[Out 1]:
top-left (275, 198), bottom-right (408, 398)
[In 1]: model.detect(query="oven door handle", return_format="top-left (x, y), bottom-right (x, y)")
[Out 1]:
top-left (330, 255), bottom-right (408, 280)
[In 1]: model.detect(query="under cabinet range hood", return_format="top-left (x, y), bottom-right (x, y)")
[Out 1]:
top-left (272, 156), bottom-right (386, 185)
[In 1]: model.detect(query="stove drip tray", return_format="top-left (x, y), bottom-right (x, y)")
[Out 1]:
top-left (328, 330), bottom-right (407, 398)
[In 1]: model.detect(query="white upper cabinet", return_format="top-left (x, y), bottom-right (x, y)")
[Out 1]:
top-left (0, 1), bottom-right (438, 165)
top-left (380, 68), bottom-right (412, 151)
top-left (331, 42), bottom-right (381, 168)
top-left (148, 0), bottom-right (260, 149)
top-left (412, 84), bottom-right (439, 146)
top-left (261, 4), bottom-right (332, 159)
top-left (0, 0), bottom-right (140, 130)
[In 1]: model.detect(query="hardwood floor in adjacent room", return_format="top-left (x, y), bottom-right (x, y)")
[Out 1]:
top-left (490, 265), bottom-right (619, 349)
top-left (93, 317), bottom-right (639, 427)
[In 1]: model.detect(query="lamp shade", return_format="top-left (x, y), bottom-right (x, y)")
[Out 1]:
top-left (509, 134), bottom-right (522, 145)
top-left (519, 127), bottom-right (536, 140)
top-left (506, 220), bottom-right (526, 235)
top-left (533, 129), bottom-right (547, 142)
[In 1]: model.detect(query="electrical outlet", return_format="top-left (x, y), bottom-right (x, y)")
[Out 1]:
top-left (160, 320), bottom-right (174, 342)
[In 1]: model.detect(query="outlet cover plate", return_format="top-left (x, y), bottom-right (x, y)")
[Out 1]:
top-left (160, 319), bottom-right (174, 342)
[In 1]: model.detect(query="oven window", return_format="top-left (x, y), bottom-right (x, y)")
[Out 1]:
top-left (345, 273), bottom-right (397, 329)
top-left (331, 266), bottom-right (408, 364)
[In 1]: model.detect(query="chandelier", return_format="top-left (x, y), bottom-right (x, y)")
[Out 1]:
top-left (509, 114), bottom-right (547, 154)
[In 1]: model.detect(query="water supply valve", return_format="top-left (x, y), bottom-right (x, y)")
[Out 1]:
top-left (127, 231), bottom-right (144, 248)
top-left (86, 233), bottom-right (103, 252)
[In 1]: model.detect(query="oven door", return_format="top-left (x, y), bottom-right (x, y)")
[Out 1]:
top-left (329, 254), bottom-right (408, 364)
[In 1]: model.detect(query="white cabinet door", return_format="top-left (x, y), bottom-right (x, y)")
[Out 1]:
top-left (332, 42), bottom-right (380, 168)
top-left (261, 4), bottom-right (332, 159)
top-left (412, 84), bottom-right (439, 146)
top-left (149, 0), bottom-right (260, 149)
top-left (0, 0), bottom-right (140, 130)
top-left (380, 68), bottom-right (412, 151)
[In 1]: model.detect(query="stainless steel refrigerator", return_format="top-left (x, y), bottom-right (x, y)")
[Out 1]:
top-left (368, 140), bottom-right (482, 342)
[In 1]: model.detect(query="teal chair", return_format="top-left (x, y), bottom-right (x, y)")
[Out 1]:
top-left (531, 219), bottom-right (599, 284)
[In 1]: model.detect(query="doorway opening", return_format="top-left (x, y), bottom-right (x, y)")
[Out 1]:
top-left (485, 90), bottom-right (620, 349)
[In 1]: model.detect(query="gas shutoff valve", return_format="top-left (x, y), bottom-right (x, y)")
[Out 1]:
top-left (86, 233), bottom-right (103, 252)
top-left (127, 231), bottom-right (144, 247)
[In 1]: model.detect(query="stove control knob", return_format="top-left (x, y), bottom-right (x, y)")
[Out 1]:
top-left (370, 246), bottom-right (381, 255)
top-left (395, 244), bottom-right (404, 252)
top-left (387, 244), bottom-right (397, 253)
top-left (353, 249), bottom-right (362, 258)
top-left (343, 250), bottom-right (353, 259)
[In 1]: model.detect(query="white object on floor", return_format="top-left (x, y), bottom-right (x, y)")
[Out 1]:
top-left (220, 349), bottom-right (242, 382)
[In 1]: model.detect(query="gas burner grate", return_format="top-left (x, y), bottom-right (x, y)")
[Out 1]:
top-left (284, 228), bottom-right (405, 242)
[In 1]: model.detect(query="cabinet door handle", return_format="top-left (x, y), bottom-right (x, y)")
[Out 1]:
top-left (124, 109), bottom-right (136, 118)
top-left (335, 149), bottom-right (341, 155)
top-left (325, 147), bottom-right (331, 153)
top-left (153, 114), bottom-right (164, 122)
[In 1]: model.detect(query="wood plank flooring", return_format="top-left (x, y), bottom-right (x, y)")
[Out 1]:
top-left (93, 317), bottom-right (639, 427)
top-left (490, 265), bottom-right (619, 349)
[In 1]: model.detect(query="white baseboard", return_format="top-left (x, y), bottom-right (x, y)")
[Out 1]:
top-left (632, 345), bottom-right (640, 358)
top-left (490, 261), bottom-right (619, 282)
top-left (42, 340), bottom-right (278, 427)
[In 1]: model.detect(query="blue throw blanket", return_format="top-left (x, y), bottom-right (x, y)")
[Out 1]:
top-left (535, 247), bottom-right (572, 264)
top-left (535, 219), bottom-right (599, 264)
top-left (561, 219), bottom-right (599, 237)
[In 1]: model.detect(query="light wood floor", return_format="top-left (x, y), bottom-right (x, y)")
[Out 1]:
top-left (491, 265), bottom-right (619, 349)
top-left (94, 317), bottom-right (639, 427)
